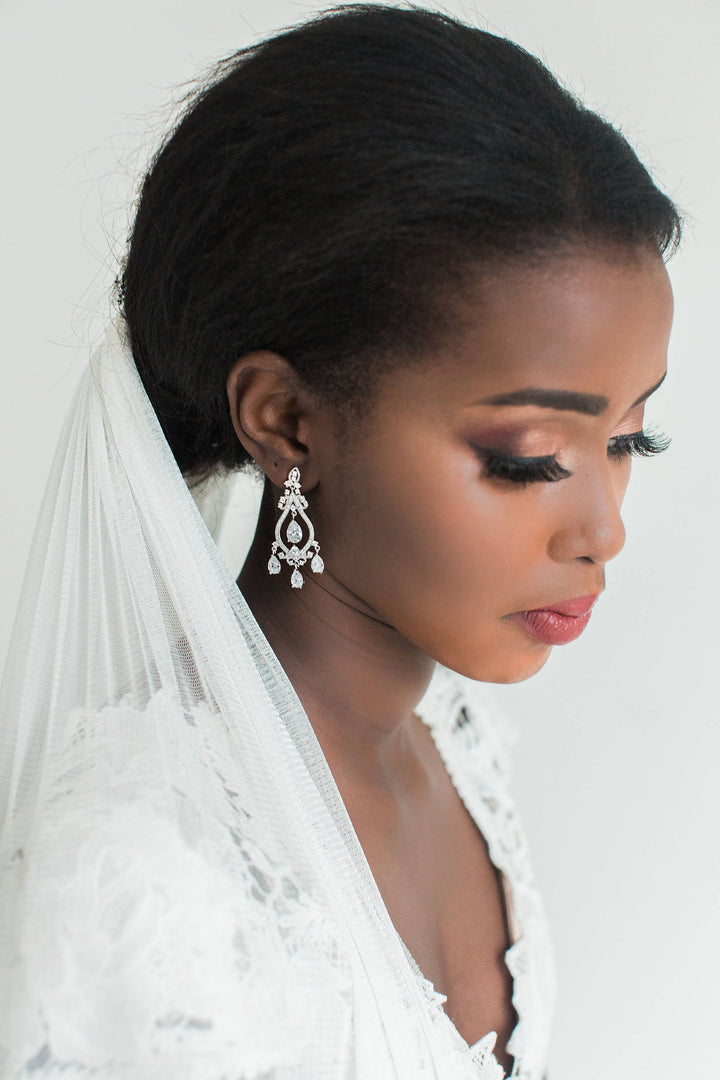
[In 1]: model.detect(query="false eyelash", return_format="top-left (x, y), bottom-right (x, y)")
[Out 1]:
top-left (607, 428), bottom-right (672, 460)
top-left (476, 450), bottom-right (572, 486)
top-left (474, 427), bottom-right (672, 488)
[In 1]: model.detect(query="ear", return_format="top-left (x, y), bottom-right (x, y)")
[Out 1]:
top-left (226, 351), bottom-right (321, 489)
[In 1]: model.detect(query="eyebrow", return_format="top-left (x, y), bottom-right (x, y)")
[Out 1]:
top-left (477, 371), bottom-right (667, 416)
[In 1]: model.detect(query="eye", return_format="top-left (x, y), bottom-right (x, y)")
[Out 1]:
top-left (473, 448), bottom-right (572, 487)
top-left (607, 428), bottom-right (671, 461)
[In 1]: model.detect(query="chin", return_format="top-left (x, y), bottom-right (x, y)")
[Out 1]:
top-left (439, 640), bottom-right (553, 685)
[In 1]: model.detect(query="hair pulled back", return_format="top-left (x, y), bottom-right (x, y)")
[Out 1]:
top-left (118, 3), bottom-right (681, 484)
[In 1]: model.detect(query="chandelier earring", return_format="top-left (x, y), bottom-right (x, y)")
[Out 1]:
top-left (267, 466), bottom-right (324, 589)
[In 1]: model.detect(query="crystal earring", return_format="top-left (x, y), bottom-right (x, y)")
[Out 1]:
top-left (267, 466), bottom-right (325, 588)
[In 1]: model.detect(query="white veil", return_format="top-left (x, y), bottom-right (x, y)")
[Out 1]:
top-left (0, 317), bottom-right (497, 1079)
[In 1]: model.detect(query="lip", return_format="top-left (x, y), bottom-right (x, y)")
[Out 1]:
top-left (539, 593), bottom-right (601, 617)
top-left (509, 593), bottom-right (602, 646)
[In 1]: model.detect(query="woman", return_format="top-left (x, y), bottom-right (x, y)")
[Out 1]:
top-left (0, 4), bottom-right (680, 1078)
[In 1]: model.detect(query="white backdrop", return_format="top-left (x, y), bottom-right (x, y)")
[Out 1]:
top-left (1, 2), bottom-right (718, 1078)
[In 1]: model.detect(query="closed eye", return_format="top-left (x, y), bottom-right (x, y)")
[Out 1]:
top-left (473, 449), bottom-right (571, 486)
top-left (473, 425), bottom-right (671, 488)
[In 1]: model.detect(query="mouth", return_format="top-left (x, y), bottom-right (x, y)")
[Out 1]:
top-left (508, 593), bottom-right (601, 646)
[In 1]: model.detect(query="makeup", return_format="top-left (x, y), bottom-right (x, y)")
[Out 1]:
top-left (509, 594), bottom-right (600, 645)
top-left (473, 426), bottom-right (670, 488)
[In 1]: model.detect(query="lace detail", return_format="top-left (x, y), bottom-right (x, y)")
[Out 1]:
top-left (1, 692), bottom-right (354, 1079)
top-left (1, 672), bottom-right (554, 1080)
top-left (412, 665), bottom-right (557, 1080)
top-left (470, 1033), bottom-right (507, 1080)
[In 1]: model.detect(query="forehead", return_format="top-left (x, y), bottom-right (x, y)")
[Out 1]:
top-left (389, 249), bottom-right (674, 414)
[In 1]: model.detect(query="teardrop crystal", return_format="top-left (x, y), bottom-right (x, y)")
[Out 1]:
top-left (268, 555), bottom-right (281, 574)
top-left (287, 519), bottom-right (302, 543)
top-left (291, 568), bottom-right (304, 589)
top-left (311, 554), bottom-right (324, 574)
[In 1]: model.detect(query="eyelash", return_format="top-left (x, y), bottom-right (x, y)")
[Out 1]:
top-left (475, 428), bottom-right (671, 487)
top-left (607, 428), bottom-right (672, 460)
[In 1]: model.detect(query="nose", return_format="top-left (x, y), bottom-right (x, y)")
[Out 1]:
top-left (547, 469), bottom-right (627, 566)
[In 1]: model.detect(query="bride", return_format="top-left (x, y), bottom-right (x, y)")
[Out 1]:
top-left (0, 5), bottom-right (679, 1078)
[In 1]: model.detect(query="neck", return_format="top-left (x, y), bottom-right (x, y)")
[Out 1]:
top-left (237, 480), bottom-right (436, 794)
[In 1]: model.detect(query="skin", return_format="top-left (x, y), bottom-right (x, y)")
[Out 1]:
top-left (227, 246), bottom-right (674, 1071)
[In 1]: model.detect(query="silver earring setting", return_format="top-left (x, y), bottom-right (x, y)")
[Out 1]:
top-left (267, 466), bottom-right (324, 588)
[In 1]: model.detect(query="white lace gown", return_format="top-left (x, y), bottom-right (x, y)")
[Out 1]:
top-left (1, 658), bottom-right (555, 1080)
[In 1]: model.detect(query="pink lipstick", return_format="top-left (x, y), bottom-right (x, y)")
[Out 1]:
top-left (509, 593), bottom-right (600, 645)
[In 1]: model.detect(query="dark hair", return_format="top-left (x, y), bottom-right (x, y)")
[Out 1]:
top-left (118, 3), bottom-right (681, 485)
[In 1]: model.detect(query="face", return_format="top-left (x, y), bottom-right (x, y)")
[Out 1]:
top-left (311, 248), bottom-right (674, 683)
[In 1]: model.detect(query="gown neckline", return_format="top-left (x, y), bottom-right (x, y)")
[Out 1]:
top-left (406, 673), bottom-right (523, 1077)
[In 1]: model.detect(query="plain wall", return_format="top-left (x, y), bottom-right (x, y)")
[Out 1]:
top-left (2, 2), bottom-right (718, 1077)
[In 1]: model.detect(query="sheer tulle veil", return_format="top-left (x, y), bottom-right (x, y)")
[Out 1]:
top-left (0, 317), bottom-right (497, 1078)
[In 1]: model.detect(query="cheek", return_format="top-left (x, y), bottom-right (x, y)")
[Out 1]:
top-left (329, 432), bottom-right (545, 637)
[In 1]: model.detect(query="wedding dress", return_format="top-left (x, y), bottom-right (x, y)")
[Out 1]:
top-left (0, 317), bottom-right (556, 1079)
